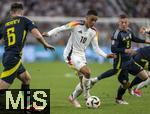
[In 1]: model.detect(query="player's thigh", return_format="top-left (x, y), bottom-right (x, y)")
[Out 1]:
top-left (17, 67), bottom-right (31, 85)
top-left (79, 66), bottom-right (91, 78)
top-left (71, 55), bottom-right (90, 78)
top-left (113, 55), bottom-right (122, 69)
top-left (64, 54), bottom-right (87, 71)
top-left (0, 79), bottom-right (10, 89)
top-left (136, 70), bottom-right (149, 80)
top-left (128, 61), bottom-right (143, 76)
top-left (64, 54), bottom-right (90, 78)
top-left (134, 54), bottom-right (147, 68)
top-left (71, 55), bottom-right (87, 70)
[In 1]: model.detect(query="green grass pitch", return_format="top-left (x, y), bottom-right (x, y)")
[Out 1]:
top-left (3, 62), bottom-right (150, 114)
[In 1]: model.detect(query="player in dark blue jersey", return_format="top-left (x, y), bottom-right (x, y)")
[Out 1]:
top-left (134, 46), bottom-right (150, 70)
top-left (91, 27), bottom-right (150, 83)
top-left (128, 46), bottom-right (150, 97)
top-left (110, 15), bottom-right (150, 104)
top-left (0, 3), bottom-right (54, 110)
top-left (91, 15), bottom-right (150, 104)
top-left (91, 27), bottom-right (150, 98)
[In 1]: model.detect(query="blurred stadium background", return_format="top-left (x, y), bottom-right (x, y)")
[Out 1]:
top-left (0, 0), bottom-right (149, 63)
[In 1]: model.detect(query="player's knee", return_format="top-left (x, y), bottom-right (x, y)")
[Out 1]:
top-left (25, 75), bottom-right (31, 84)
top-left (22, 74), bottom-right (31, 85)
top-left (137, 70), bottom-right (149, 81)
top-left (122, 81), bottom-right (130, 89)
top-left (83, 71), bottom-right (91, 79)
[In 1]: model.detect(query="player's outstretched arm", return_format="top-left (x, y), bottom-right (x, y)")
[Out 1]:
top-left (91, 34), bottom-right (116, 58)
top-left (31, 28), bottom-right (55, 51)
top-left (42, 21), bottom-right (77, 38)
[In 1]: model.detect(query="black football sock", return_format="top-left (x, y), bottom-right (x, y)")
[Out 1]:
top-left (21, 84), bottom-right (30, 90)
top-left (21, 84), bottom-right (30, 110)
top-left (97, 69), bottom-right (118, 80)
top-left (116, 85), bottom-right (126, 100)
top-left (129, 77), bottom-right (144, 89)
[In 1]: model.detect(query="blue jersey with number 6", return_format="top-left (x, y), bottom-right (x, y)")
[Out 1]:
top-left (0, 16), bottom-right (37, 55)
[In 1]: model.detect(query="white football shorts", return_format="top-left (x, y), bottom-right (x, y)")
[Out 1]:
top-left (64, 54), bottom-right (87, 70)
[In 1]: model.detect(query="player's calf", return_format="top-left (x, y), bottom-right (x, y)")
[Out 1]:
top-left (80, 66), bottom-right (91, 99)
top-left (82, 77), bottom-right (91, 100)
top-left (136, 77), bottom-right (150, 90)
top-left (137, 70), bottom-right (149, 81)
top-left (17, 71), bottom-right (31, 85)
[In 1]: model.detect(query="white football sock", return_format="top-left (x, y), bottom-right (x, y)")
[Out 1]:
top-left (91, 77), bottom-right (98, 83)
top-left (71, 83), bottom-right (83, 100)
top-left (82, 76), bottom-right (91, 99)
top-left (136, 78), bottom-right (150, 90)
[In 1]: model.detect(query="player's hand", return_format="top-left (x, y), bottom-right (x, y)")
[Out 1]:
top-left (140, 27), bottom-right (150, 36)
top-left (44, 44), bottom-right (55, 51)
top-left (125, 49), bottom-right (135, 55)
top-left (106, 53), bottom-right (117, 58)
top-left (139, 26), bottom-right (146, 35)
top-left (42, 32), bottom-right (49, 37)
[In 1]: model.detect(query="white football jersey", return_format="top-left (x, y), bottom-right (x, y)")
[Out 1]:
top-left (47, 20), bottom-right (107, 58)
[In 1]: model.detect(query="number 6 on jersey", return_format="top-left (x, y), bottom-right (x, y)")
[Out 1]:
top-left (7, 27), bottom-right (16, 46)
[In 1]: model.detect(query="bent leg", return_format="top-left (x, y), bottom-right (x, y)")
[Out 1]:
top-left (17, 70), bottom-right (31, 110)
top-left (0, 79), bottom-right (10, 109)
top-left (116, 70), bottom-right (129, 104)
top-left (129, 69), bottom-right (149, 89)
top-left (80, 65), bottom-right (91, 99)
top-left (134, 70), bottom-right (149, 88)
top-left (91, 68), bottom-right (118, 85)
top-left (97, 68), bottom-right (118, 80)
top-left (17, 70), bottom-right (31, 85)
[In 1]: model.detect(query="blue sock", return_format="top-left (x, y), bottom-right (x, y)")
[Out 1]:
top-left (97, 69), bottom-right (118, 80)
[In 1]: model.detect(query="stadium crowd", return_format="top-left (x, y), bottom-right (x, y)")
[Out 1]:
top-left (0, 0), bottom-right (149, 17)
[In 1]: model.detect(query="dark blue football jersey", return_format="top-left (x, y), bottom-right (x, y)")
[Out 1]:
top-left (111, 28), bottom-right (145, 69)
top-left (0, 16), bottom-right (37, 54)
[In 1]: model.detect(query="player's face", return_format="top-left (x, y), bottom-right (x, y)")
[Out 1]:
top-left (10, 9), bottom-right (24, 16)
top-left (118, 18), bottom-right (129, 31)
top-left (20, 10), bottom-right (24, 16)
top-left (85, 15), bottom-right (98, 28)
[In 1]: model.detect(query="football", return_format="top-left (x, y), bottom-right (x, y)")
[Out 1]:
top-left (86, 96), bottom-right (101, 108)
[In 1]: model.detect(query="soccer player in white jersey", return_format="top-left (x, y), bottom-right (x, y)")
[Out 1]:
top-left (43, 10), bottom-right (115, 107)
